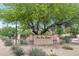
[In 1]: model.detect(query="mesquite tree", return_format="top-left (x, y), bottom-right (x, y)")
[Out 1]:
top-left (0, 3), bottom-right (79, 36)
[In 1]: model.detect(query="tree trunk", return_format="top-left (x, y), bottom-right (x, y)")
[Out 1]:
top-left (36, 20), bottom-right (40, 35)
top-left (15, 20), bottom-right (18, 45)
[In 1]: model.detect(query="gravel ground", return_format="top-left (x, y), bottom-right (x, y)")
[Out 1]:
top-left (1, 39), bottom-right (79, 56)
top-left (0, 39), bottom-right (13, 56)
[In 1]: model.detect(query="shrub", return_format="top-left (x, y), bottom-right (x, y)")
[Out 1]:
top-left (62, 45), bottom-right (73, 50)
top-left (63, 36), bottom-right (71, 43)
top-left (20, 39), bottom-right (27, 45)
top-left (12, 46), bottom-right (24, 56)
top-left (29, 48), bottom-right (46, 56)
top-left (1, 38), bottom-right (6, 42)
top-left (1, 37), bottom-right (8, 42)
top-left (4, 39), bottom-right (13, 46)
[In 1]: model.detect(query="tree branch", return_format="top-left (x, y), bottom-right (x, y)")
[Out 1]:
top-left (28, 21), bottom-right (38, 35)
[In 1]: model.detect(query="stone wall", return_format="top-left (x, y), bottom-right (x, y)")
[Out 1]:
top-left (26, 35), bottom-right (60, 45)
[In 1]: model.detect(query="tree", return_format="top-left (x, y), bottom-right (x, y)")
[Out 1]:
top-left (0, 4), bottom-right (20, 44)
top-left (0, 3), bottom-right (79, 35)
top-left (0, 26), bottom-right (16, 38)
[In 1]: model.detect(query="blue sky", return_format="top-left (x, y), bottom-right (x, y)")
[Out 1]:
top-left (0, 4), bottom-right (5, 9)
top-left (0, 4), bottom-right (15, 28)
top-left (0, 4), bottom-right (5, 28)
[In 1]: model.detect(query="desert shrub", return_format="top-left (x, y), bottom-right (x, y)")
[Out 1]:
top-left (62, 45), bottom-right (73, 50)
top-left (12, 46), bottom-right (24, 56)
top-left (20, 39), bottom-right (27, 45)
top-left (63, 36), bottom-right (71, 43)
top-left (1, 38), bottom-right (6, 41)
top-left (4, 39), bottom-right (13, 46)
top-left (29, 48), bottom-right (46, 56)
top-left (1, 37), bottom-right (8, 42)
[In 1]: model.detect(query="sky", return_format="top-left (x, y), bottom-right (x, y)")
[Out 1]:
top-left (0, 4), bottom-right (5, 9)
top-left (0, 4), bottom-right (6, 28)
top-left (0, 4), bottom-right (15, 28)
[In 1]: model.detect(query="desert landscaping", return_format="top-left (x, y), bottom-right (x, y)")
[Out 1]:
top-left (0, 35), bottom-right (79, 56)
top-left (1, 3), bottom-right (79, 56)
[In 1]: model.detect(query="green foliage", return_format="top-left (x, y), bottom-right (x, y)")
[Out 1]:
top-left (56, 26), bottom-right (64, 34)
top-left (18, 28), bottom-right (32, 36)
top-left (4, 39), bottom-right (13, 46)
top-left (70, 24), bottom-right (79, 37)
top-left (62, 45), bottom-right (73, 50)
top-left (62, 36), bottom-right (71, 43)
top-left (1, 4), bottom-right (79, 34)
top-left (12, 46), bottom-right (24, 56)
top-left (0, 27), bottom-right (16, 37)
top-left (29, 48), bottom-right (46, 56)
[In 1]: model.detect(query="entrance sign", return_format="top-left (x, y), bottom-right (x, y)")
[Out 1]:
top-left (33, 35), bottom-right (60, 45)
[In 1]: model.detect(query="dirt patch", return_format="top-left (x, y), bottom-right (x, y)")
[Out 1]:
top-left (0, 39), bottom-right (79, 56)
top-left (0, 39), bottom-right (13, 56)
